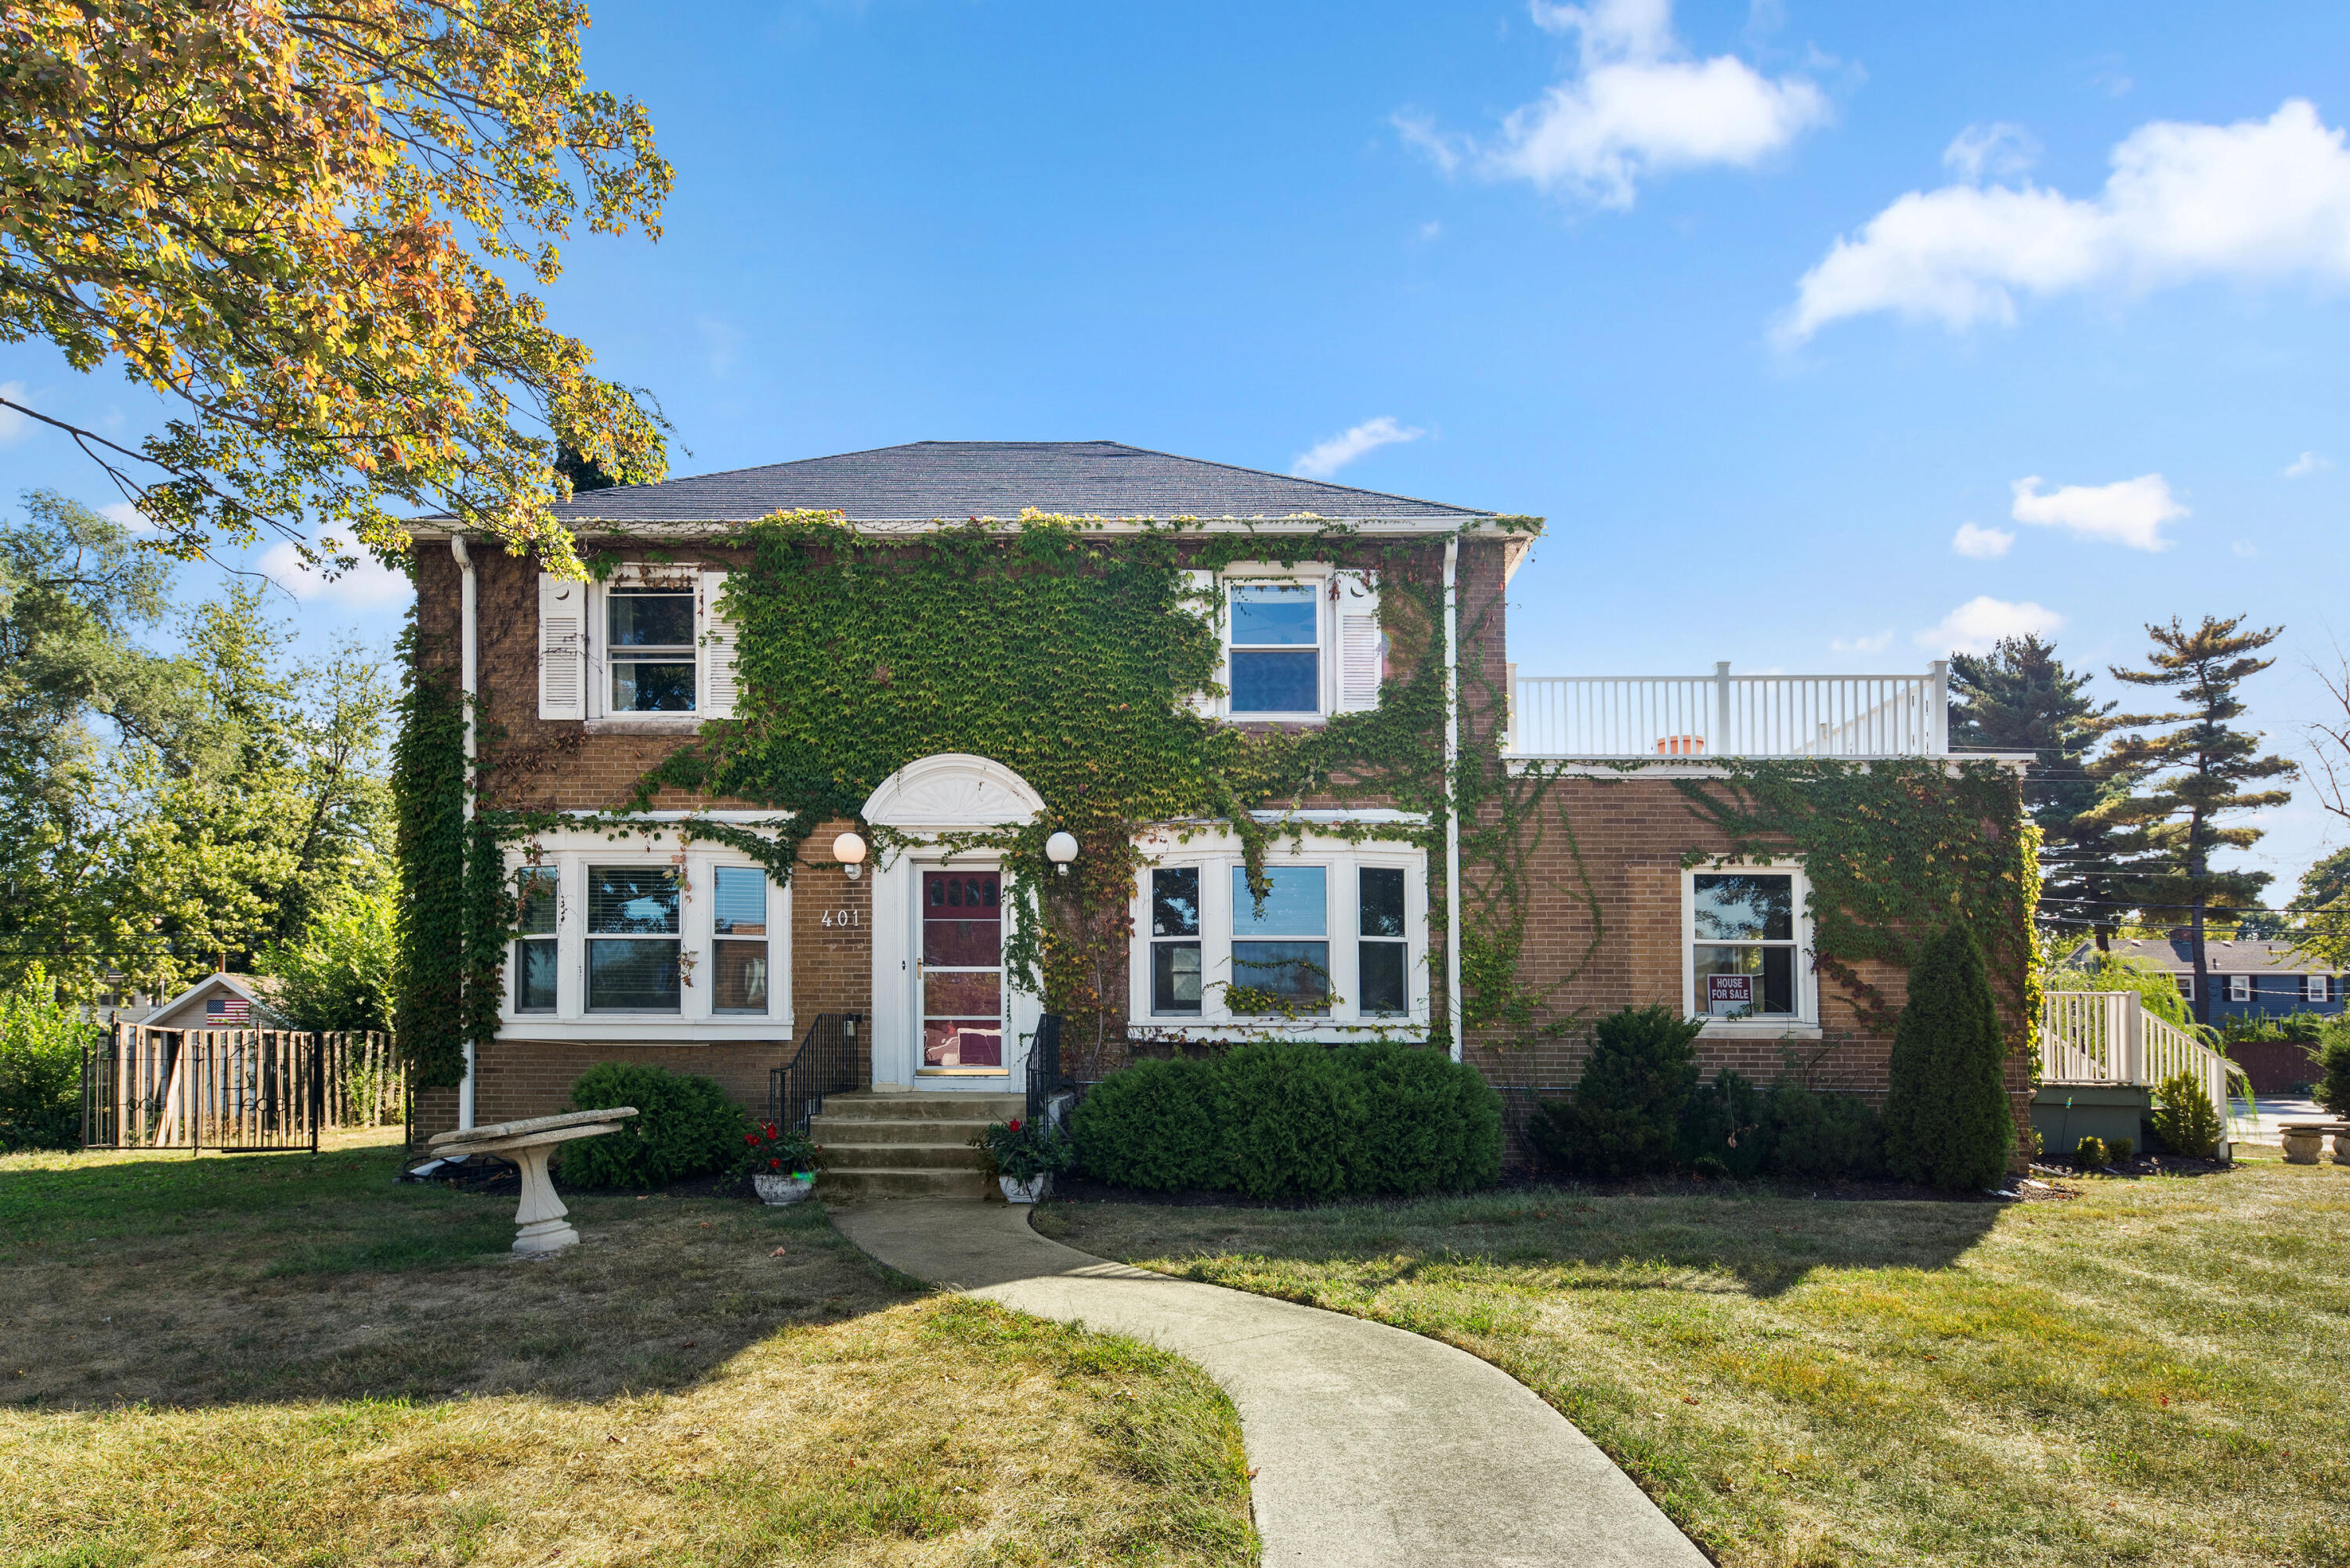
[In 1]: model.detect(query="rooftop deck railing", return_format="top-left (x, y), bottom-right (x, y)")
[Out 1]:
top-left (1505, 662), bottom-right (1950, 759)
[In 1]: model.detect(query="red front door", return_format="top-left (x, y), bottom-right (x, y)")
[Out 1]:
top-left (921, 871), bottom-right (1003, 1070)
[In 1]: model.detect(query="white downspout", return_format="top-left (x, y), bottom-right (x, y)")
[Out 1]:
top-left (1444, 534), bottom-right (1464, 1064)
top-left (451, 535), bottom-right (479, 1131)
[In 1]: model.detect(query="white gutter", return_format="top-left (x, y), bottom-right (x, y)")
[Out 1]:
top-left (450, 535), bottom-right (478, 1131)
top-left (1444, 534), bottom-right (1464, 1064)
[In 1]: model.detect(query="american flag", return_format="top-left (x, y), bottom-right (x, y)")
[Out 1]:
top-left (208, 995), bottom-right (252, 1024)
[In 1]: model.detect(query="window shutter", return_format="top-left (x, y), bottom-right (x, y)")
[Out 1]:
top-left (1335, 569), bottom-right (1384, 713)
top-left (699, 569), bottom-right (739, 718)
top-left (537, 573), bottom-right (586, 720)
top-left (1183, 569), bottom-right (1221, 717)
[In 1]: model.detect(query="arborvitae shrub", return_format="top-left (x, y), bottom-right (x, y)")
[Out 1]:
top-left (2147, 1070), bottom-right (2222, 1158)
top-left (1218, 1041), bottom-right (1354, 1201)
top-left (1528, 1004), bottom-right (1701, 1179)
top-left (2316, 1023), bottom-right (2350, 1118)
top-left (1068, 1056), bottom-right (1222, 1190)
top-left (558, 1062), bottom-right (749, 1189)
top-left (1765, 1086), bottom-right (1883, 1180)
top-left (1677, 1070), bottom-right (1769, 1180)
top-left (1881, 923), bottom-right (2015, 1190)
top-left (1343, 1039), bottom-right (1503, 1195)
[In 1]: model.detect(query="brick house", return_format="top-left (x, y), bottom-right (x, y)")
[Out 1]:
top-left (405, 441), bottom-right (2032, 1178)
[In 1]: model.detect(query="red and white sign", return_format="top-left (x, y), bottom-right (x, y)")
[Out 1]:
top-left (1705, 975), bottom-right (1753, 1016)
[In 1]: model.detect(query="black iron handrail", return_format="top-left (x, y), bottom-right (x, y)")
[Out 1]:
top-left (1025, 1012), bottom-right (1066, 1128)
top-left (769, 1013), bottom-right (866, 1135)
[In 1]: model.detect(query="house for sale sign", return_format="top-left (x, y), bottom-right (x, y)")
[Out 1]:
top-left (1706, 974), bottom-right (1753, 1016)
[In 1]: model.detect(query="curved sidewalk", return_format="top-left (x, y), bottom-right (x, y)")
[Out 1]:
top-left (830, 1201), bottom-right (1708, 1568)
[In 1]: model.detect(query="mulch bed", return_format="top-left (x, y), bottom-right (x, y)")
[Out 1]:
top-left (1047, 1168), bottom-right (2120, 1210)
top-left (399, 1152), bottom-right (761, 1202)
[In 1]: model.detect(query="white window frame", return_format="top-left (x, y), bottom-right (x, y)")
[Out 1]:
top-left (1127, 829), bottom-right (1428, 1041)
top-left (1680, 862), bottom-right (1818, 1037)
top-left (499, 823), bottom-right (791, 1042)
top-left (2228, 973), bottom-right (2252, 1003)
top-left (2309, 974), bottom-right (2331, 1004)
top-left (589, 564), bottom-right (701, 721)
top-left (1224, 567), bottom-right (1330, 721)
top-left (2175, 974), bottom-right (2194, 1002)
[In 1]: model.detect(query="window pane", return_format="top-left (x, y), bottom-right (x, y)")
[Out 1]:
top-left (1694, 945), bottom-right (1795, 1016)
top-left (1230, 583), bottom-right (1318, 645)
top-left (1230, 649), bottom-right (1318, 714)
top-left (713, 866), bottom-right (766, 934)
top-left (924, 970), bottom-right (1000, 1017)
top-left (1692, 874), bottom-right (1793, 941)
top-left (608, 591), bottom-right (693, 646)
top-left (924, 1020), bottom-right (1003, 1068)
top-left (515, 939), bottom-right (559, 1012)
top-left (1232, 866), bottom-right (1327, 937)
top-left (1153, 942), bottom-right (1202, 1013)
top-left (516, 869), bottom-right (558, 935)
top-left (1359, 867), bottom-right (1406, 938)
top-left (1152, 868), bottom-right (1200, 937)
top-left (713, 940), bottom-right (767, 1013)
top-left (587, 867), bottom-right (679, 934)
top-left (1232, 941), bottom-right (1330, 1006)
top-left (588, 939), bottom-right (681, 1010)
top-left (1360, 941), bottom-right (1407, 1014)
top-left (612, 659), bottom-right (696, 712)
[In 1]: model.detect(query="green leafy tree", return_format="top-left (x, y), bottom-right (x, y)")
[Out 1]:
top-left (3, 1), bottom-right (671, 574)
top-left (258, 879), bottom-right (398, 1034)
top-left (2092, 617), bottom-right (2296, 1027)
top-left (0, 966), bottom-right (96, 1151)
top-left (1882, 923), bottom-right (2015, 1190)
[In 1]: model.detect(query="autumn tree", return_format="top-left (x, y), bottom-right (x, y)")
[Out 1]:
top-left (2092, 616), bottom-right (2296, 1027)
top-left (1, 0), bottom-right (671, 576)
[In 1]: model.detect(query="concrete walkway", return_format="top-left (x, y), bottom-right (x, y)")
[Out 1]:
top-left (831, 1201), bottom-right (1708, 1568)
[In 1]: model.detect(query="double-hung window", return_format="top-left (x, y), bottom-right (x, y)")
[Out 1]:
top-left (514, 869), bottom-right (559, 1013)
top-left (1231, 865), bottom-right (1330, 1010)
top-left (1688, 869), bottom-right (1806, 1021)
top-left (2309, 974), bottom-right (2331, 1003)
top-left (1358, 868), bottom-right (1408, 1015)
top-left (1150, 868), bottom-right (1202, 1014)
top-left (1227, 583), bottom-right (1321, 716)
top-left (587, 865), bottom-right (682, 1012)
top-left (607, 586), bottom-right (698, 713)
top-left (2228, 974), bottom-right (2252, 1003)
top-left (538, 565), bottom-right (738, 721)
top-left (711, 866), bottom-right (771, 1014)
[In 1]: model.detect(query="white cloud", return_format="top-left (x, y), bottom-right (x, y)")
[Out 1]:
top-left (1397, 0), bottom-right (1831, 208)
top-left (257, 541), bottom-right (414, 609)
top-left (1916, 595), bottom-right (2065, 656)
top-left (1831, 630), bottom-right (1893, 653)
top-left (1950, 521), bottom-right (2015, 558)
top-left (0, 381), bottom-right (28, 445)
top-left (1781, 99), bottom-right (2350, 341)
top-left (2009, 472), bottom-right (2185, 551)
top-left (98, 500), bottom-right (164, 536)
top-left (1942, 122), bottom-right (2037, 183)
top-left (2286, 450), bottom-right (2334, 477)
top-left (1292, 417), bottom-right (1426, 480)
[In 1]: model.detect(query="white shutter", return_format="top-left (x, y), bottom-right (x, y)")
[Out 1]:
top-left (1336, 569), bottom-right (1385, 712)
top-left (699, 569), bottom-right (739, 718)
top-left (1183, 568), bottom-right (1221, 718)
top-left (537, 573), bottom-right (587, 720)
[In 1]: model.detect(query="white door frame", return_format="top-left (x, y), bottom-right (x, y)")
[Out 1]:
top-left (861, 753), bottom-right (1047, 1093)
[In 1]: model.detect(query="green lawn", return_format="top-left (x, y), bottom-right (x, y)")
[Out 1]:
top-left (1042, 1160), bottom-right (2350, 1568)
top-left (0, 1131), bottom-right (1257, 1567)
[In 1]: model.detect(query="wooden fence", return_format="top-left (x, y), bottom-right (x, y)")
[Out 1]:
top-left (83, 1025), bottom-right (403, 1151)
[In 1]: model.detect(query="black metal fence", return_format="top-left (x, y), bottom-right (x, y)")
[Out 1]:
top-left (81, 1025), bottom-right (400, 1152)
top-left (768, 1012), bottom-right (866, 1134)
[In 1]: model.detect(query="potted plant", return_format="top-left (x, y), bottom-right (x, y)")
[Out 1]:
top-left (739, 1122), bottom-right (821, 1203)
top-left (978, 1116), bottom-right (1072, 1204)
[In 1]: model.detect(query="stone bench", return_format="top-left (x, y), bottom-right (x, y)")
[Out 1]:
top-left (2279, 1121), bottom-right (2350, 1167)
top-left (428, 1107), bottom-right (639, 1253)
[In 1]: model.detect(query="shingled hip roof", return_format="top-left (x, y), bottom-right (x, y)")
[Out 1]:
top-left (528, 440), bottom-right (1499, 528)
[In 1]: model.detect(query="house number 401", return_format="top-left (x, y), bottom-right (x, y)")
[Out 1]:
top-left (820, 909), bottom-right (860, 928)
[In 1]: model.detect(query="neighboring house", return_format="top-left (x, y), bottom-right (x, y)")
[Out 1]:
top-left (141, 973), bottom-right (287, 1031)
top-left (2089, 936), bottom-right (2343, 1024)
top-left (403, 441), bottom-right (2032, 1163)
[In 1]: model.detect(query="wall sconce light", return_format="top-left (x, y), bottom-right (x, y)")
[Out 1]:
top-left (1044, 830), bottom-right (1079, 877)
top-left (833, 831), bottom-right (868, 880)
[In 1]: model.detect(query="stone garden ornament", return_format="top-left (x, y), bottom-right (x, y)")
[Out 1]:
top-left (427, 1107), bottom-right (639, 1253)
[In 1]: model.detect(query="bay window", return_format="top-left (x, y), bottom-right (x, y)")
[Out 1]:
top-left (513, 869), bottom-right (559, 1013)
top-left (1150, 868), bottom-right (1202, 1014)
top-left (588, 865), bottom-right (683, 1011)
top-left (711, 866), bottom-right (769, 1013)
top-left (1231, 865), bottom-right (1330, 1009)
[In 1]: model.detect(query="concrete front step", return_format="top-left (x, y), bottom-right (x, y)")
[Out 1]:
top-left (810, 1115), bottom-right (992, 1147)
top-left (821, 1167), bottom-right (994, 1201)
top-left (819, 1141), bottom-right (984, 1172)
top-left (819, 1091), bottom-right (1026, 1122)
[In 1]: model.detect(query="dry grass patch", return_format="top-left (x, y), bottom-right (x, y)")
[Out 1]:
top-left (1043, 1161), bottom-right (2350, 1568)
top-left (0, 1131), bottom-right (1256, 1566)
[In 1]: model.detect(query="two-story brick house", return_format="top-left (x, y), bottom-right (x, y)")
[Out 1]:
top-left (404, 440), bottom-right (2032, 1186)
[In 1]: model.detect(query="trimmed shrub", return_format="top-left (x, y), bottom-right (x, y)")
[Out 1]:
top-left (557, 1063), bottom-right (749, 1189)
top-left (0, 970), bottom-right (92, 1152)
top-left (1219, 1041), bottom-right (1354, 1201)
top-left (1530, 1005), bottom-right (1702, 1179)
top-left (2074, 1133), bottom-right (2107, 1169)
top-left (1677, 1070), bottom-right (1768, 1181)
top-left (1765, 1086), bottom-right (1883, 1180)
top-left (1882, 923), bottom-right (2015, 1191)
top-left (2148, 1070), bottom-right (2223, 1158)
top-left (1068, 1056), bottom-right (1222, 1190)
top-left (1343, 1039), bottom-right (1503, 1195)
top-left (2107, 1136), bottom-right (2135, 1165)
top-left (2316, 1023), bottom-right (2350, 1119)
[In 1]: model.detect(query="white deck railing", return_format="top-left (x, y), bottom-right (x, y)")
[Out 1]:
top-left (2037, 991), bottom-right (2254, 1151)
top-left (1506, 662), bottom-right (1950, 759)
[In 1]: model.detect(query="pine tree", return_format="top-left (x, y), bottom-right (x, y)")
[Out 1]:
top-left (1882, 923), bottom-right (2014, 1190)
top-left (2092, 616), bottom-right (2296, 1028)
top-left (1947, 634), bottom-right (2134, 948)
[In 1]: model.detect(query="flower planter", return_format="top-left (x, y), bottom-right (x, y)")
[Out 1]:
top-left (998, 1172), bottom-right (1050, 1205)
top-left (754, 1172), bottom-right (817, 1205)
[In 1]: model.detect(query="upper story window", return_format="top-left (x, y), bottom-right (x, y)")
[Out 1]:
top-left (608, 587), bottom-right (698, 713)
top-left (1685, 866), bottom-right (1812, 1025)
top-left (538, 565), bottom-right (739, 722)
top-left (1229, 584), bottom-right (1321, 716)
top-left (1194, 566), bottom-right (1384, 722)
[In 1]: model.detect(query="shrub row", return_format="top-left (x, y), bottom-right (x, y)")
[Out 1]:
top-left (1070, 1040), bottom-right (1502, 1201)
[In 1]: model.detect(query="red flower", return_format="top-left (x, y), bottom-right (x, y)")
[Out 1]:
top-left (744, 1133), bottom-right (758, 1144)
top-left (764, 1122), bottom-right (778, 1136)
top-left (768, 1157), bottom-right (781, 1170)
top-left (1007, 1118), bottom-right (1021, 1133)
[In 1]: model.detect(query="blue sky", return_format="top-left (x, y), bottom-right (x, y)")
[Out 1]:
top-left (6, 0), bottom-right (2350, 905)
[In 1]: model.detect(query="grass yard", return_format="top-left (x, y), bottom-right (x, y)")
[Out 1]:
top-left (1041, 1160), bottom-right (2350, 1568)
top-left (0, 1130), bottom-right (1256, 1567)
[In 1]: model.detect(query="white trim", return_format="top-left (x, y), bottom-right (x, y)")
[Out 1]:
top-left (584, 563), bottom-right (708, 725)
top-left (862, 752), bottom-right (1047, 831)
top-left (1680, 862), bottom-right (1817, 1031)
